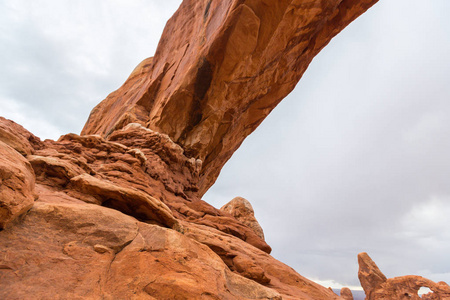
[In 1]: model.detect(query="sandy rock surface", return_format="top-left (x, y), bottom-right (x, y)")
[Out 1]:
top-left (82, 0), bottom-right (380, 196)
top-left (4, 0), bottom-right (445, 299)
top-left (0, 141), bottom-right (36, 229)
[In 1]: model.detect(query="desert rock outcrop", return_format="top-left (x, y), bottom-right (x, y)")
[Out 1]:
top-left (82, 0), bottom-right (380, 196)
top-left (358, 252), bottom-right (450, 299)
top-left (10, 0), bottom-right (447, 298)
top-left (0, 141), bottom-right (35, 229)
top-left (0, 117), bottom-right (341, 299)
top-left (339, 287), bottom-right (354, 300)
top-left (221, 196), bottom-right (265, 240)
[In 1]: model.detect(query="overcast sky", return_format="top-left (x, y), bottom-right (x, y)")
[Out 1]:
top-left (1, 0), bottom-right (449, 290)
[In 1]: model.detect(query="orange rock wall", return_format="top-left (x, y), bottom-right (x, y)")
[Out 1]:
top-left (0, 1), bottom-right (392, 299)
top-left (0, 117), bottom-right (339, 299)
top-left (82, 0), bottom-right (379, 196)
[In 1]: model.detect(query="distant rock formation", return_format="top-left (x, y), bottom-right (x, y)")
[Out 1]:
top-left (340, 287), bottom-right (354, 300)
top-left (358, 252), bottom-right (450, 299)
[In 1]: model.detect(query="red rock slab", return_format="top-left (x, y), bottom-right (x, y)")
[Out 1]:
top-left (0, 199), bottom-right (281, 299)
top-left (0, 116), bottom-right (41, 155)
top-left (183, 221), bottom-right (341, 300)
top-left (69, 173), bottom-right (180, 230)
top-left (104, 222), bottom-right (282, 299)
top-left (0, 201), bottom-right (138, 299)
top-left (0, 141), bottom-right (36, 229)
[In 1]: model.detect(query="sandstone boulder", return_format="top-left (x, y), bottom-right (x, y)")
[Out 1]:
top-left (0, 117), bottom-right (41, 156)
top-left (0, 196), bottom-right (283, 299)
top-left (28, 155), bottom-right (87, 186)
top-left (0, 201), bottom-right (138, 299)
top-left (221, 196), bottom-right (265, 240)
top-left (104, 222), bottom-right (283, 300)
top-left (69, 173), bottom-right (180, 230)
top-left (0, 141), bottom-right (36, 229)
top-left (340, 287), bottom-right (354, 300)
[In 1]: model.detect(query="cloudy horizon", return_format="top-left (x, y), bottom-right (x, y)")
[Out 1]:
top-left (1, 0), bottom-right (449, 290)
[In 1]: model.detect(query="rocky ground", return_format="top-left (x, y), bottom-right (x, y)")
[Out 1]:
top-left (1, 0), bottom-right (449, 299)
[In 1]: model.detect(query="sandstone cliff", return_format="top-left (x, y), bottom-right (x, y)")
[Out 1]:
top-left (3, 0), bottom-right (446, 299)
top-left (81, 0), bottom-right (379, 196)
top-left (358, 252), bottom-right (450, 299)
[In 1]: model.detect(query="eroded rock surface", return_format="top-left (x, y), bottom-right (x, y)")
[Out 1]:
top-left (0, 117), bottom-right (340, 299)
top-left (5, 0), bottom-right (434, 298)
top-left (0, 141), bottom-right (36, 229)
top-left (339, 287), bottom-right (354, 300)
top-left (221, 196), bottom-right (265, 240)
top-left (358, 252), bottom-right (450, 300)
top-left (0, 117), bottom-right (41, 155)
top-left (0, 199), bottom-right (280, 300)
top-left (82, 0), bottom-right (380, 196)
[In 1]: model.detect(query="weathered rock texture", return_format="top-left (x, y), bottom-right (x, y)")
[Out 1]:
top-left (82, 0), bottom-right (380, 196)
top-left (0, 117), bottom-right (341, 299)
top-left (0, 141), bottom-right (35, 229)
top-left (339, 287), bottom-right (354, 300)
top-left (8, 0), bottom-right (445, 299)
top-left (358, 252), bottom-right (450, 300)
top-left (221, 196), bottom-right (265, 240)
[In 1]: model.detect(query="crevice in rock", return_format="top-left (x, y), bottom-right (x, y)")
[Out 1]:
top-left (69, 174), bottom-right (179, 230)
top-left (100, 227), bottom-right (140, 295)
top-left (203, 0), bottom-right (212, 21)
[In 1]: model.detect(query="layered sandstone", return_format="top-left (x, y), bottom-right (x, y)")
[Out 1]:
top-left (221, 196), bottom-right (265, 240)
top-left (0, 141), bottom-right (35, 229)
top-left (339, 287), bottom-right (354, 300)
top-left (82, 0), bottom-right (379, 196)
top-left (358, 252), bottom-right (450, 299)
top-left (0, 117), bottom-right (340, 299)
top-left (8, 0), bottom-right (443, 299)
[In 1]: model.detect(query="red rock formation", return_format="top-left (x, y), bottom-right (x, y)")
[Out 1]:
top-left (0, 141), bottom-right (35, 229)
top-left (358, 252), bottom-right (450, 299)
top-left (0, 0), bottom-right (389, 299)
top-left (340, 287), bottom-right (354, 300)
top-left (82, 0), bottom-right (379, 196)
top-left (221, 196), bottom-right (265, 240)
top-left (0, 117), bottom-right (340, 299)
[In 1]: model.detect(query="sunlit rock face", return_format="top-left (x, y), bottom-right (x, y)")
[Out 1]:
top-left (0, 118), bottom-right (340, 299)
top-left (0, 0), bottom-right (395, 299)
top-left (82, 0), bottom-right (379, 196)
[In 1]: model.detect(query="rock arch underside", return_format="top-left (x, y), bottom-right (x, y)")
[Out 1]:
top-left (1, 0), bottom-right (449, 299)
